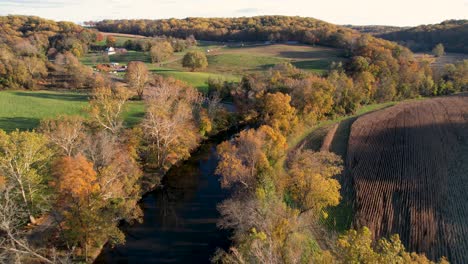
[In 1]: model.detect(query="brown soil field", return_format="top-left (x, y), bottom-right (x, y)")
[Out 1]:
top-left (346, 94), bottom-right (468, 263)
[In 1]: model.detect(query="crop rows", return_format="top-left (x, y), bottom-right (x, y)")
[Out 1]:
top-left (346, 94), bottom-right (468, 263)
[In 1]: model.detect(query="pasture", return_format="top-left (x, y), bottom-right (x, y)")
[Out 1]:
top-left (346, 94), bottom-right (468, 263)
top-left (0, 90), bottom-right (145, 132)
top-left (82, 41), bottom-right (345, 92)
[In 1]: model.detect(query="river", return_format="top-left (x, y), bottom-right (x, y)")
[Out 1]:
top-left (95, 136), bottom-right (233, 263)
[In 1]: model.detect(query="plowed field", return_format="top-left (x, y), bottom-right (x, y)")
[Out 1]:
top-left (347, 94), bottom-right (468, 263)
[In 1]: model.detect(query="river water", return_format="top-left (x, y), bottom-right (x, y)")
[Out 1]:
top-left (95, 138), bottom-right (232, 263)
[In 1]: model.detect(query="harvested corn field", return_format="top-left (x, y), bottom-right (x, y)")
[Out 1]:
top-left (347, 94), bottom-right (468, 263)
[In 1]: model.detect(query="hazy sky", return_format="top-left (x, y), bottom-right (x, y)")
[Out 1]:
top-left (1, 0), bottom-right (467, 26)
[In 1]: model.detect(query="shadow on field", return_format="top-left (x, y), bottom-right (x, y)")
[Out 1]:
top-left (124, 111), bottom-right (145, 128)
top-left (11, 92), bottom-right (88, 102)
top-left (292, 60), bottom-right (331, 70)
top-left (0, 117), bottom-right (40, 132)
top-left (278, 50), bottom-right (335, 59)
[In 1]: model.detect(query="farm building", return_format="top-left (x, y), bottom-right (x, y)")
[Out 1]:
top-left (106, 47), bottom-right (116, 55)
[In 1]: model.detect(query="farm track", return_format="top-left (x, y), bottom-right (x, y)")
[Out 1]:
top-left (346, 94), bottom-right (468, 263)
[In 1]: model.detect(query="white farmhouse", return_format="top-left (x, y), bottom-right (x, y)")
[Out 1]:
top-left (106, 47), bottom-right (116, 55)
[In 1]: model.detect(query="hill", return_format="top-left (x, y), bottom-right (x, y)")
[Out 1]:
top-left (344, 24), bottom-right (405, 35)
top-left (377, 20), bottom-right (468, 54)
top-left (346, 94), bottom-right (468, 263)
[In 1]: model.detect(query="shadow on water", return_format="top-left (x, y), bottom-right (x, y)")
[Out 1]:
top-left (95, 127), bottom-right (244, 264)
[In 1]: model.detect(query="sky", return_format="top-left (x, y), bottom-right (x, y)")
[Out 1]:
top-left (0, 0), bottom-right (467, 26)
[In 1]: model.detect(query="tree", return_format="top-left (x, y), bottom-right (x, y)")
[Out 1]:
top-left (53, 154), bottom-right (99, 201)
top-left (261, 92), bottom-right (297, 135)
top-left (0, 185), bottom-right (56, 263)
top-left (215, 126), bottom-right (286, 189)
top-left (106, 35), bottom-right (116, 47)
top-left (142, 77), bottom-right (201, 169)
top-left (287, 150), bottom-right (342, 217)
top-left (39, 115), bottom-right (85, 157)
top-left (52, 154), bottom-right (104, 261)
top-left (287, 76), bottom-right (335, 121)
top-left (182, 51), bottom-right (208, 71)
top-left (432, 43), bottom-right (445, 57)
top-left (89, 86), bottom-right (131, 134)
top-left (149, 41), bottom-right (173, 64)
top-left (22, 56), bottom-right (47, 79)
top-left (0, 130), bottom-right (53, 221)
top-left (125, 61), bottom-right (149, 99)
top-left (336, 227), bottom-right (448, 264)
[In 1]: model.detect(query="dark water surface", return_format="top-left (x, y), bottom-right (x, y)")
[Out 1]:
top-left (95, 140), bottom-right (231, 264)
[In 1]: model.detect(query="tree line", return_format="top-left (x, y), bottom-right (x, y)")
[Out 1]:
top-left (0, 15), bottom-right (99, 90)
top-left (378, 20), bottom-right (468, 54)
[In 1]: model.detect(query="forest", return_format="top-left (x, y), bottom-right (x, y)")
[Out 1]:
top-left (377, 20), bottom-right (468, 53)
top-left (0, 14), bottom-right (467, 263)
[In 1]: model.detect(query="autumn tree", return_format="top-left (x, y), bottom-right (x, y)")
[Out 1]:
top-left (432, 43), bottom-right (445, 57)
top-left (216, 126), bottom-right (286, 189)
top-left (55, 52), bottom-right (93, 88)
top-left (328, 70), bottom-right (363, 115)
top-left (336, 227), bottom-right (448, 264)
top-left (150, 41), bottom-right (173, 64)
top-left (141, 77), bottom-right (202, 169)
top-left (287, 76), bottom-right (335, 122)
top-left (182, 51), bottom-right (208, 71)
top-left (287, 150), bottom-right (342, 218)
top-left (125, 61), bottom-right (149, 99)
top-left (53, 154), bottom-right (103, 260)
top-left (89, 86), bottom-right (131, 134)
top-left (106, 35), bottom-right (116, 47)
top-left (0, 130), bottom-right (53, 222)
top-left (261, 92), bottom-right (297, 135)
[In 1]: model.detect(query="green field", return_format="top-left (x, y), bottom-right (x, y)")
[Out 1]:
top-left (0, 90), bottom-right (145, 131)
top-left (81, 41), bottom-right (344, 92)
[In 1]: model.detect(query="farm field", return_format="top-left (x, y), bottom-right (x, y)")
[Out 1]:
top-left (82, 39), bottom-right (344, 92)
top-left (414, 52), bottom-right (468, 69)
top-left (346, 94), bottom-right (468, 263)
top-left (164, 43), bottom-right (346, 74)
top-left (0, 90), bottom-right (145, 131)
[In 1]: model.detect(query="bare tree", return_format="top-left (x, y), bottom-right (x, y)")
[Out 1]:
top-left (89, 86), bottom-right (131, 134)
top-left (39, 116), bottom-right (85, 157)
top-left (125, 61), bottom-right (149, 100)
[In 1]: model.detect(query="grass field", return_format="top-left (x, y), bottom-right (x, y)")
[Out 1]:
top-left (0, 90), bottom-right (145, 131)
top-left (82, 41), bottom-right (344, 92)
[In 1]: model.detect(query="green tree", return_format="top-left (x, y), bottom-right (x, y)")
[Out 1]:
top-left (182, 51), bottom-right (208, 71)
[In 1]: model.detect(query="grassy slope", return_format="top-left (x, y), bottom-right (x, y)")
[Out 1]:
top-left (0, 90), bottom-right (145, 131)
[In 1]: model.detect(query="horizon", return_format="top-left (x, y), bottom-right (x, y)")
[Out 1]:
top-left (1, 0), bottom-right (467, 27)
